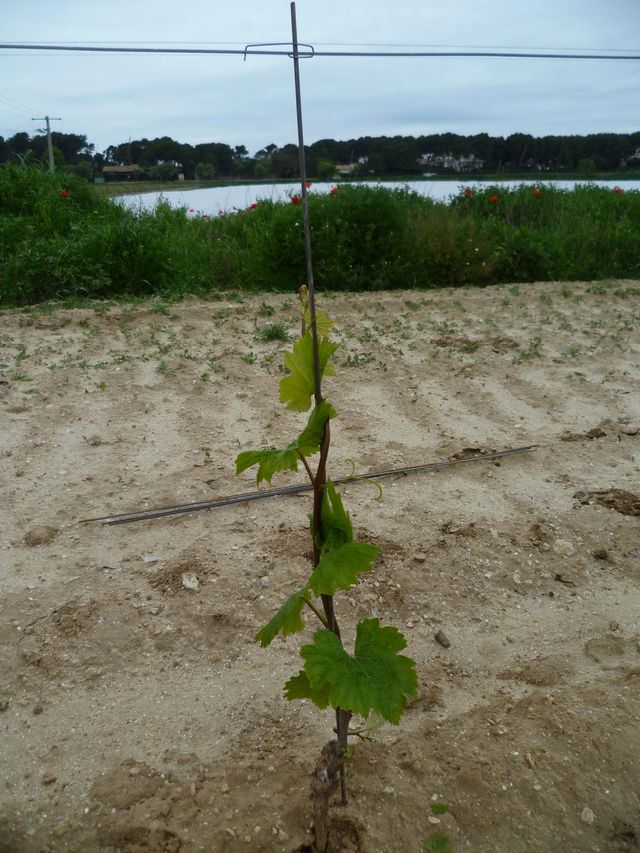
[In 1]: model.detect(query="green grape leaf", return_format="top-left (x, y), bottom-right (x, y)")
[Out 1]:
top-left (319, 480), bottom-right (353, 550)
top-left (304, 305), bottom-right (335, 336)
top-left (296, 399), bottom-right (336, 455)
top-left (279, 332), bottom-right (338, 412)
top-left (308, 542), bottom-right (380, 596)
top-left (423, 833), bottom-right (451, 853)
top-left (236, 447), bottom-right (299, 486)
top-left (300, 619), bottom-right (417, 724)
top-left (235, 401), bottom-right (336, 485)
top-left (284, 670), bottom-right (332, 708)
top-left (255, 589), bottom-right (306, 647)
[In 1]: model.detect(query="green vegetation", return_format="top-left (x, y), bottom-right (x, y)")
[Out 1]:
top-left (2, 164), bottom-right (640, 307)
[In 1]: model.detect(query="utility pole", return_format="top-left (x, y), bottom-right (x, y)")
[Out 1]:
top-left (31, 115), bottom-right (62, 172)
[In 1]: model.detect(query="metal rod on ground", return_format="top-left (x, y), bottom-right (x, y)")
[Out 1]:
top-left (79, 445), bottom-right (538, 526)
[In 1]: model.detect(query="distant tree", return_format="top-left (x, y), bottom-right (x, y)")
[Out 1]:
top-left (140, 137), bottom-right (184, 168)
top-left (147, 162), bottom-right (178, 180)
top-left (194, 142), bottom-right (233, 176)
top-left (577, 157), bottom-right (597, 175)
top-left (271, 144), bottom-right (300, 178)
top-left (195, 162), bottom-right (217, 180)
top-left (316, 159), bottom-right (335, 180)
top-left (7, 132), bottom-right (30, 155)
top-left (255, 143), bottom-right (278, 159)
top-left (64, 161), bottom-right (93, 181)
top-left (232, 157), bottom-right (255, 178)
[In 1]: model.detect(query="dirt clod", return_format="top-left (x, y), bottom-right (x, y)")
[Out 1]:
top-left (574, 489), bottom-right (640, 517)
top-left (23, 526), bottom-right (58, 547)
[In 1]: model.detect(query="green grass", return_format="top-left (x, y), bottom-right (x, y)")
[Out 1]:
top-left (2, 164), bottom-right (640, 307)
top-left (258, 322), bottom-right (290, 342)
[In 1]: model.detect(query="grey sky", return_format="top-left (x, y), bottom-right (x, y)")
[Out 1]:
top-left (2, 0), bottom-right (640, 156)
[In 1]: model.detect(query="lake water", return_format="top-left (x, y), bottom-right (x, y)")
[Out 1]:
top-left (119, 178), bottom-right (640, 217)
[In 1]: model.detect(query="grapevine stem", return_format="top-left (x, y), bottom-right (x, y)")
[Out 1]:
top-left (296, 450), bottom-right (315, 485)
top-left (302, 596), bottom-right (329, 628)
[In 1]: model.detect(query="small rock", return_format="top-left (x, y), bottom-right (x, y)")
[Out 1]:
top-left (593, 548), bottom-right (609, 561)
top-left (41, 774), bottom-right (57, 785)
top-left (260, 576), bottom-right (270, 589)
top-left (581, 806), bottom-right (595, 825)
top-left (412, 553), bottom-right (427, 564)
top-left (609, 621), bottom-right (620, 633)
top-left (428, 816), bottom-right (441, 825)
top-left (512, 571), bottom-right (522, 585)
top-left (24, 526), bottom-right (58, 547)
top-left (0, 699), bottom-right (9, 712)
top-left (220, 782), bottom-right (229, 793)
top-left (435, 630), bottom-right (451, 649)
top-left (32, 705), bottom-right (43, 715)
top-left (143, 554), bottom-right (161, 564)
top-left (553, 539), bottom-right (575, 557)
top-left (181, 574), bottom-right (199, 591)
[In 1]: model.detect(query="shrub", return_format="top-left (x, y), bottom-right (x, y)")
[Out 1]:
top-left (2, 165), bottom-right (640, 307)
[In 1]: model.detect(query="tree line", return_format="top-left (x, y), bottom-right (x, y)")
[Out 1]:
top-left (2, 128), bottom-right (640, 180)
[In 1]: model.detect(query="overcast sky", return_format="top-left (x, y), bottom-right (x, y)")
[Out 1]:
top-left (2, 0), bottom-right (640, 156)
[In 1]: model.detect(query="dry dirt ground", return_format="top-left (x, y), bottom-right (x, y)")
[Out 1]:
top-left (1, 281), bottom-right (639, 853)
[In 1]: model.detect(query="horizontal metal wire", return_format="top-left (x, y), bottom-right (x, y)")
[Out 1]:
top-left (1, 43), bottom-right (639, 60)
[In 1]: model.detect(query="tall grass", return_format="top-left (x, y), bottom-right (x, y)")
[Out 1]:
top-left (1, 164), bottom-right (639, 307)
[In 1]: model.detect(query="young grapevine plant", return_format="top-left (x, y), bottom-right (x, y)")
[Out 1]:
top-left (235, 288), bottom-right (417, 836)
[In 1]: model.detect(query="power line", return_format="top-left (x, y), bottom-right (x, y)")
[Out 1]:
top-left (0, 91), bottom-right (40, 115)
top-left (0, 43), bottom-right (639, 61)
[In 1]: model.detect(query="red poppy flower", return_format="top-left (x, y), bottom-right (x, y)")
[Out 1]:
top-left (614, 186), bottom-right (624, 194)
top-left (330, 187), bottom-right (338, 195)
top-left (249, 203), bottom-right (258, 210)
top-left (489, 194), bottom-right (498, 203)
top-left (305, 181), bottom-right (312, 188)
top-left (60, 189), bottom-right (69, 198)
top-left (464, 188), bottom-right (473, 197)
top-left (532, 188), bottom-right (541, 197)
top-left (291, 195), bottom-right (301, 205)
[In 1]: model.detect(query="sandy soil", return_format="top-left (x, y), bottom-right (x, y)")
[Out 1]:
top-left (1, 280), bottom-right (639, 853)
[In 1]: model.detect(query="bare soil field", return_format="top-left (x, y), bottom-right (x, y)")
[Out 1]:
top-left (1, 280), bottom-right (639, 853)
